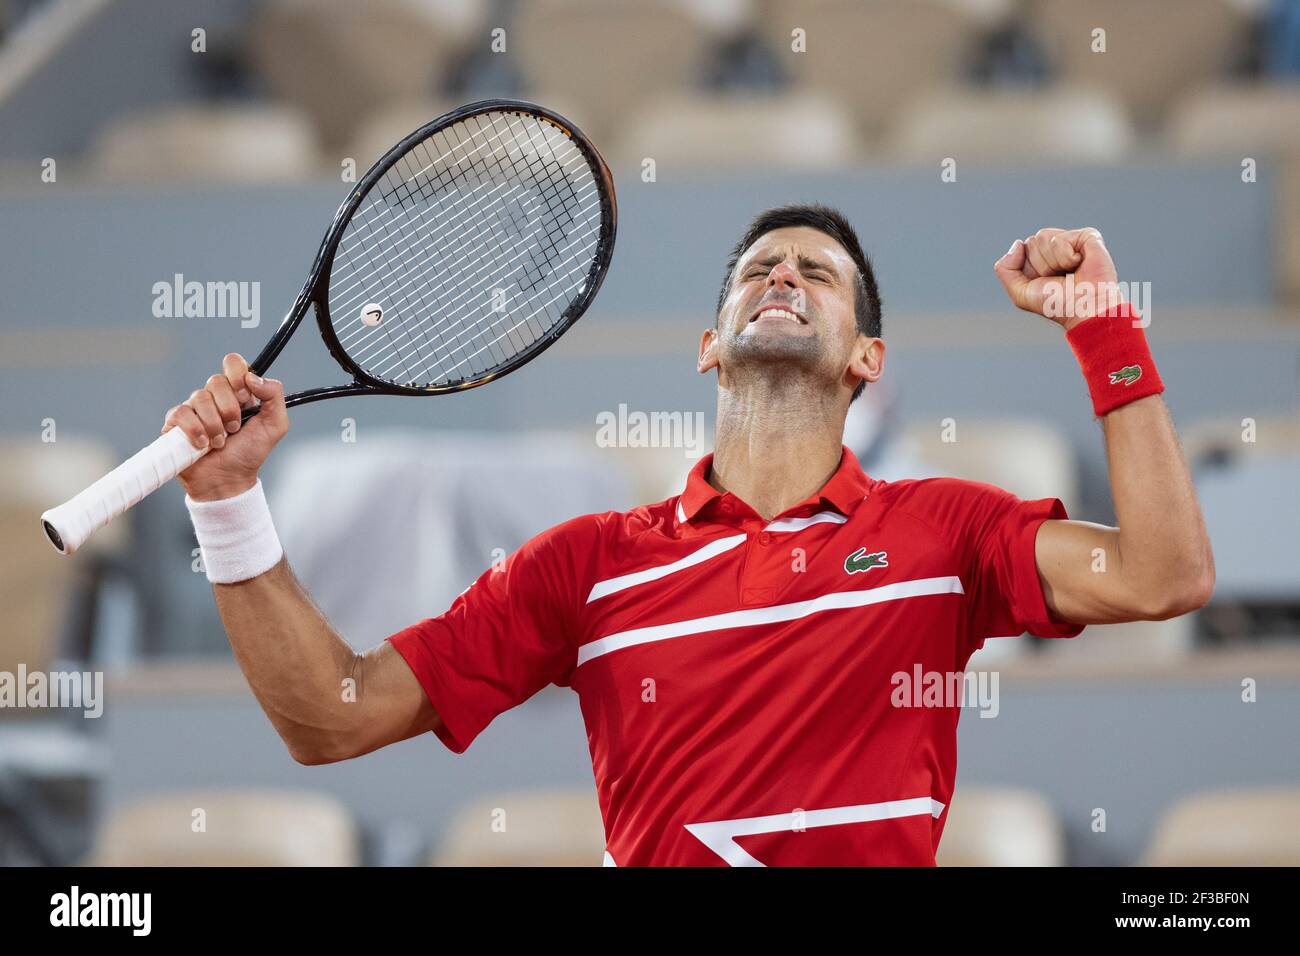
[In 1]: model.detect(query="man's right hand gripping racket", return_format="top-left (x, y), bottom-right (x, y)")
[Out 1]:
top-left (41, 99), bottom-right (617, 555)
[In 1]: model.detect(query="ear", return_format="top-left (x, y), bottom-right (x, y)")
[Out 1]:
top-left (698, 327), bottom-right (720, 374)
top-left (844, 335), bottom-right (884, 393)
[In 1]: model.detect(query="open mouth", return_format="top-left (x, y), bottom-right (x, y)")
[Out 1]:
top-left (748, 304), bottom-right (806, 325)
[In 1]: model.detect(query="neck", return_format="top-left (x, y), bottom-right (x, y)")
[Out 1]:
top-left (709, 377), bottom-right (846, 520)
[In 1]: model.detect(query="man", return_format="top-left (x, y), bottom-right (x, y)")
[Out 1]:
top-left (170, 205), bottom-right (1213, 866)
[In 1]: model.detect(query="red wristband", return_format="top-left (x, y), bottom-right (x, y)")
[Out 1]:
top-left (1065, 303), bottom-right (1164, 417)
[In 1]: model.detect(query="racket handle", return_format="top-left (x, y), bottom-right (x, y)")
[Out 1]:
top-left (41, 427), bottom-right (209, 554)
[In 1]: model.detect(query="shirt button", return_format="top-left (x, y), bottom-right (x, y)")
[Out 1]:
top-left (759, 532), bottom-right (772, 545)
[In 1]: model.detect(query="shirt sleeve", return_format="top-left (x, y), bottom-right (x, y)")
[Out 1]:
top-left (907, 478), bottom-right (1084, 648)
top-left (386, 516), bottom-right (595, 754)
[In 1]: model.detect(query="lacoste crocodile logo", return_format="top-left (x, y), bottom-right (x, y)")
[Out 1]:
top-left (1108, 364), bottom-right (1142, 386)
top-left (845, 548), bottom-right (889, 574)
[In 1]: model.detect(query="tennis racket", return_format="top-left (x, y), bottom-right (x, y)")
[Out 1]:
top-left (41, 98), bottom-right (617, 555)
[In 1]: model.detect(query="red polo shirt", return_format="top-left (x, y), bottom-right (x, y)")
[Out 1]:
top-left (389, 446), bottom-right (1082, 865)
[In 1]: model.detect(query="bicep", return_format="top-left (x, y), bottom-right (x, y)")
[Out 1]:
top-left (350, 640), bottom-right (443, 757)
top-left (1035, 518), bottom-right (1144, 624)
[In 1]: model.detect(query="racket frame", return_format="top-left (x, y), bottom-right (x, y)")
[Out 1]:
top-left (251, 98), bottom-right (618, 410)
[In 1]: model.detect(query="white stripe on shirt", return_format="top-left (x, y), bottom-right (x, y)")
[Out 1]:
top-left (586, 533), bottom-right (747, 603)
top-left (578, 576), bottom-right (964, 665)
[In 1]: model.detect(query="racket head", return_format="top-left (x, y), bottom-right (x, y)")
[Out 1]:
top-left (306, 99), bottom-right (617, 397)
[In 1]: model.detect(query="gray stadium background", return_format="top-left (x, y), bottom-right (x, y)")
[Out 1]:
top-left (0, 0), bottom-right (1297, 866)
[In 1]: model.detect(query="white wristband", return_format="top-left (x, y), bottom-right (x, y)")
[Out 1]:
top-left (185, 479), bottom-right (284, 584)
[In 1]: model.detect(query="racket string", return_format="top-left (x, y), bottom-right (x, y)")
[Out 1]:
top-left (342, 203), bottom-right (591, 376)
top-left (331, 119), bottom-right (572, 325)
top-left (331, 188), bottom-right (442, 384)
top-left (373, 234), bottom-right (599, 381)
top-left (429, 253), bottom-right (601, 383)
top-left (333, 122), bottom-right (595, 360)
top-left (325, 109), bottom-right (605, 388)
top-left (344, 198), bottom-right (599, 374)
top-left (330, 114), bottom-right (590, 314)
top-left (342, 206), bottom-right (594, 377)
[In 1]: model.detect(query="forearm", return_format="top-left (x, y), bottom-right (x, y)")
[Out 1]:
top-left (999, 229), bottom-right (1215, 623)
top-left (170, 359), bottom-right (439, 763)
top-left (1100, 394), bottom-right (1215, 611)
top-left (1036, 391), bottom-right (1216, 625)
top-left (213, 559), bottom-right (365, 763)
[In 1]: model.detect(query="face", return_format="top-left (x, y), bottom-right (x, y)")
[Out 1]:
top-left (700, 226), bottom-right (880, 397)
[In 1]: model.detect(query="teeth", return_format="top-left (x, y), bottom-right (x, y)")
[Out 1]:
top-left (756, 308), bottom-right (800, 322)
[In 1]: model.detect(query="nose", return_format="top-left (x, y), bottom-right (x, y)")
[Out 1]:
top-left (766, 259), bottom-right (802, 292)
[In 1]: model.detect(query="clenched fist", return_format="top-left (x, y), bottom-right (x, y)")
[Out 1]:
top-left (994, 227), bottom-right (1123, 330)
top-left (162, 352), bottom-right (290, 501)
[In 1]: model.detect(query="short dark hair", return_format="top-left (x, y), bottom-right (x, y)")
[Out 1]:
top-left (716, 203), bottom-right (882, 401)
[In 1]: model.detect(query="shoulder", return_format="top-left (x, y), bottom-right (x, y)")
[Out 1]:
top-left (520, 498), bottom-right (673, 560)
top-left (870, 475), bottom-right (1027, 546)
top-left (875, 475), bottom-right (1020, 510)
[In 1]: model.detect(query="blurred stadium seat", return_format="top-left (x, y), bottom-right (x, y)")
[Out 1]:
top-left (245, 0), bottom-right (480, 151)
top-left (670, 0), bottom-right (755, 37)
top-left (0, 439), bottom-right (121, 677)
top-left (937, 0), bottom-right (1017, 27)
top-left (901, 419), bottom-right (1080, 514)
top-left (431, 788), bottom-right (606, 866)
top-left (1168, 84), bottom-right (1300, 158)
top-left (1196, 453), bottom-right (1300, 603)
top-left (1167, 86), bottom-right (1300, 308)
top-left (88, 105), bottom-right (320, 182)
top-left (1047, 617), bottom-right (1195, 664)
top-left (512, 0), bottom-right (713, 147)
top-left (1182, 414), bottom-right (1300, 468)
top-left (1143, 787), bottom-right (1300, 865)
top-left (1281, 158), bottom-right (1300, 306)
top-left (757, 0), bottom-right (987, 143)
top-left (889, 86), bottom-right (1135, 164)
top-left (91, 790), bottom-right (360, 866)
top-left (0, 440), bottom-right (120, 864)
top-left (1030, 0), bottom-right (1253, 128)
top-left (936, 786), bottom-right (1065, 865)
top-left (612, 91), bottom-right (863, 171)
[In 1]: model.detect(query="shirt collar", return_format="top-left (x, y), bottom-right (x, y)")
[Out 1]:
top-left (677, 445), bottom-right (873, 525)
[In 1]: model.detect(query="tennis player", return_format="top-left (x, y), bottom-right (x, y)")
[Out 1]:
top-left (168, 204), bottom-right (1214, 866)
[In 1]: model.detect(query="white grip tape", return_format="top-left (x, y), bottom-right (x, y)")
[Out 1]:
top-left (41, 426), bottom-right (208, 554)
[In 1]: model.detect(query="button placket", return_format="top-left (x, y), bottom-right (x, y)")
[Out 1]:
top-left (736, 521), bottom-right (774, 606)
